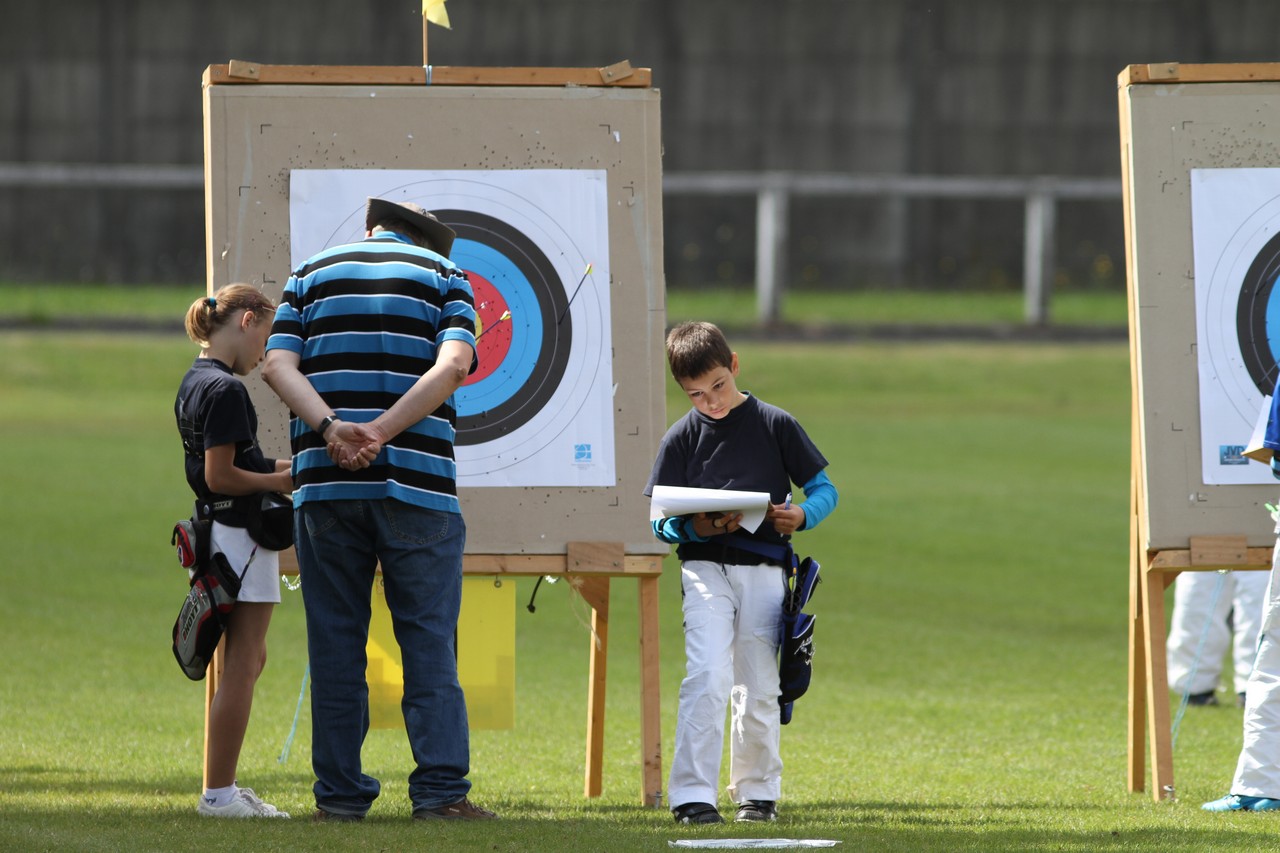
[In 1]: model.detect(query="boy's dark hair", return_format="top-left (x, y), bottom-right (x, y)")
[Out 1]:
top-left (665, 321), bottom-right (734, 381)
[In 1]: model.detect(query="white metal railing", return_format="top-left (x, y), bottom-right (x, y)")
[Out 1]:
top-left (0, 163), bottom-right (1121, 324)
top-left (0, 162), bottom-right (204, 189)
top-left (663, 171), bottom-right (1122, 325)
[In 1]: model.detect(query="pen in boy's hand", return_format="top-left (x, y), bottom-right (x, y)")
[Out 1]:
top-left (784, 492), bottom-right (792, 510)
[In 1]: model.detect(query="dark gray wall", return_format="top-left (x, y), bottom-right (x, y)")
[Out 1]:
top-left (0, 0), bottom-right (1275, 287)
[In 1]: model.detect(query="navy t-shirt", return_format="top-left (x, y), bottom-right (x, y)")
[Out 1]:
top-left (174, 357), bottom-right (274, 526)
top-left (644, 393), bottom-right (827, 562)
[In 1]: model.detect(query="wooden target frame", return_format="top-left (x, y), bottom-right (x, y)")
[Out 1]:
top-left (201, 60), bottom-right (667, 805)
top-left (1120, 62), bottom-right (1280, 802)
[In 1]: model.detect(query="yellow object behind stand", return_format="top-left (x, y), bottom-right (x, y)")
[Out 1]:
top-left (366, 577), bottom-right (515, 729)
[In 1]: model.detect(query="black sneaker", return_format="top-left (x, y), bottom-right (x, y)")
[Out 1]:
top-left (672, 802), bottom-right (724, 824)
top-left (312, 808), bottom-right (363, 822)
top-left (1187, 690), bottom-right (1219, 706)
top-left (735, 800), bottom-right (778, 822)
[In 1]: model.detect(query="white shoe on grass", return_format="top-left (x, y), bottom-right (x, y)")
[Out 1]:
top-left (198, 787), bottom-right (290, 818)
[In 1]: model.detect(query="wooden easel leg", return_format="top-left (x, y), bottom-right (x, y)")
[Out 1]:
top-left (1141, 559), bottom-right (1177, 801)
top-left (577, 577), bottom-right (610, 798)
top-left (202, 638), bottom-right (226, 791)
top-left (1128, 474), bottom-right (1147, 793)
top-left (638, 575), bottom-right (663, 807)
top-left (1128, 541), bottom-right (1146, 792)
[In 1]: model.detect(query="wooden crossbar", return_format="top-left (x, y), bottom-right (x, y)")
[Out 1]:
top-left (203, 62), bottom-right (651, 88)
top-left (1121, 62), bottom-right (1280, 85)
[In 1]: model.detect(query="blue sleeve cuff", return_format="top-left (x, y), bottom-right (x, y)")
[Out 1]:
top-left (797, 470), bottom-right (838, 530)
top-left (652, 516), bottom-right (709, 544)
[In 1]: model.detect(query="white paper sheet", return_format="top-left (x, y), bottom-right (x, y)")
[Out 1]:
top-left (649, 485), bottom-right (772, 534)
top-left (1245, 395), bottom-right (1274, 465)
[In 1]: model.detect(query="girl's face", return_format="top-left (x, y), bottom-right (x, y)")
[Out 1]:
top-left (232, 311), bottom-right (272, 375)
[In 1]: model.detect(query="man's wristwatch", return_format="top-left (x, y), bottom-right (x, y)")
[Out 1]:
top-left (317, 415), bottom-right (338, 436)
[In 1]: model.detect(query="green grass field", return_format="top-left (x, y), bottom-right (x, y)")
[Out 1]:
top-left (0, 282), bottom-right (1128, 330)
top-left (0, 310), bottom-right (1270, 850)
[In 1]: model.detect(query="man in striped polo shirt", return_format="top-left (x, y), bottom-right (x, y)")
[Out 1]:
top-left (263, 197), bottom-right (497, 823)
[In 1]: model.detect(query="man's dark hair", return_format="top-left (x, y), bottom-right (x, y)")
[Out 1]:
top-left (372, 217), bottom-right (430, 250)
top-left (665, 321), bottom-right (734, 381)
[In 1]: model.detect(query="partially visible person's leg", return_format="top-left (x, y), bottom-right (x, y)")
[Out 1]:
top-left (669, 560), bottom-right (737, 812)
top-left (1167, 570), bottom-right (1231, 699)
top-left (1233, 553), bottom-right (1280, 799)
top-left (203, 522), bottom-right (280, 790)
top-left (1231, 569), bottom-right (1270, 696)
top-left (372, 500), bottom-right (476, 813)
top-left (726, 563), bottom-right (785, 807)
top-left (296, 499), bottom-right (382, 817)
top-left (198, 600), bottom-right (290, 819)
top-left (206, 602), bottom-right (273, 788)
top-left (1204, 542), bottom-right (1280, 811)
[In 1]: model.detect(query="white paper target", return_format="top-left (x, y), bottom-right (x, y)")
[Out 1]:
top-left (1191, 168), bottom-right (1280, 485)
top-left (289, 168), bottom-right (614, 487)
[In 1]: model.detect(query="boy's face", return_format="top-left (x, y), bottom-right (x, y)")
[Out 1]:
top-left (677, 353), bottom-right (745, 420)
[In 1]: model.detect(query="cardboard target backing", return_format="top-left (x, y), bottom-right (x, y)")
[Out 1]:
top-left (203, 76), bottom-right (667, 555)
top-left (1121, 67), bottom-right (1280, 548)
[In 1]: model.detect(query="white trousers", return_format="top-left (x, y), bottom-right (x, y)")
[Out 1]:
top-left (1232, 540), bottom-right (1280, 797)
top-left (668, 560), bottom-right (785, 808)
top-left (1167, 569), bottom-right (1267, 694)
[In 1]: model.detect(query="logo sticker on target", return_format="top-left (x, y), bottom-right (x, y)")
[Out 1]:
top-left (288, 169), bottom-right (614, 488)
top-left (1191, 168), bottom-right (1280, 485)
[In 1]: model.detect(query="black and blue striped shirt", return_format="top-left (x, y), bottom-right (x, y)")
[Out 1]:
top-left (267, 231), bottom-right (477, 513)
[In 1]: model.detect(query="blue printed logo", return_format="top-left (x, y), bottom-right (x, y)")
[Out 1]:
top-left (1220, 445), bottom-right (1248, 465)
top-left (574, 444), bottom-right (592, 463)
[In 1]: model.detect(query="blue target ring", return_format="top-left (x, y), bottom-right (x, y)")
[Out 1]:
top-left (453, 240), bottom-right (541, 412)
top-left (438, 209), bottom-right (572, 446)
top-left (1236, 228), bottom-right (1280, 396)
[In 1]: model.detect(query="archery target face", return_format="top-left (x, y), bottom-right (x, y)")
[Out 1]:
top-left (288, 169), bottom-right (614, 487)
top-left (1191, 168), bottom-right (1280, 485)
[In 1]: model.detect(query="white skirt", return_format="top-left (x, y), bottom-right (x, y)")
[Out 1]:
top-left (209, 521), bottom-right (281, 604)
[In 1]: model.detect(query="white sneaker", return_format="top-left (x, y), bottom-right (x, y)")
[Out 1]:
top-left (198, 787), bottom-right (291, 819)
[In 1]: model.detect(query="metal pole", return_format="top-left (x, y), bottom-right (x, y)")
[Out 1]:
top-left (755, 182), bottom-right (789, 325)
top-left (1023, 189), bottom-right (1056, 326)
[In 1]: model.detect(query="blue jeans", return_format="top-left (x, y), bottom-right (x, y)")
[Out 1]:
top-left (295, 498), bottom-right (471, 816)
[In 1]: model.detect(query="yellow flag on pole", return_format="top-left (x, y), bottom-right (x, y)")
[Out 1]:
top-left (423, 0), bottom-right (451, 29)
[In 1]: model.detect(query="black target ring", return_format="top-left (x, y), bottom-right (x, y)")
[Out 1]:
top-left (1236, 227), bottom-right (1280, 397)
top-left (438, 209), bottom-right (573, 446)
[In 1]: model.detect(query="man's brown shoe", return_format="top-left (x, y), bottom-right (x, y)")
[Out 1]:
top-left (412, 797), bottom-right (499, 820)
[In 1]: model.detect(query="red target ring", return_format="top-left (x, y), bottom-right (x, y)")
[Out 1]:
top-left (466, 272), bottom-right (512, 385)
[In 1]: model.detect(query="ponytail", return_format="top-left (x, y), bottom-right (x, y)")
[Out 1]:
top-left (185, 283), bottom-right (277, 346)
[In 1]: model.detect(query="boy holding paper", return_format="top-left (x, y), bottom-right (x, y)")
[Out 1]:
top-left (644, 321), bottom-right (838, 825)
